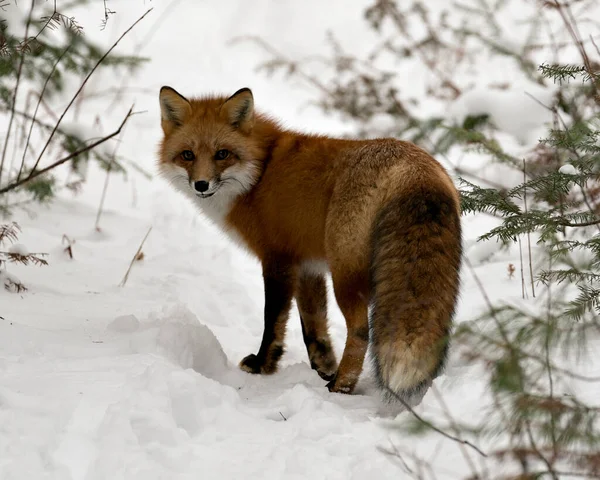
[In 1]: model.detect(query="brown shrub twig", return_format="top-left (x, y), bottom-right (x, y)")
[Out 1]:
top-left (28, 8), bottom-right (152, 177)
top-left (16, 44), bottom-right (71, 183)
top-left (119, 226), bottom-right (151, 287)
top-left (390, 390), bottom-right (487, 458)
top-left (0, 106), bottom-right (135, 195)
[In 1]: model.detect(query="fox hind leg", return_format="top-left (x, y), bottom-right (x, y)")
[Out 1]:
top-left (295, 270), bottom-right (337, 381)
top-left (326, 272), bottom-right (369, 394)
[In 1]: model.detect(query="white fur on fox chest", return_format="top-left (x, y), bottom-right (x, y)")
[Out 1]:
top-left (160, 164), bottom-right (251, 251)
top-left (193, 193), bottom-right (250, 250)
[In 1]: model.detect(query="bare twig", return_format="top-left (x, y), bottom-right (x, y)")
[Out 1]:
top-left (9, 109), bottom-right (77, 140)
top-left (119, 226), bottom-right (151, 287)
top-left (101, 0), bottom-right (116, 30)
top-left (534, 471), bottom-right (600, 479)
top-left (518, 236), bottom-right (527, 299)
top-left (95, 121), bottom-right (128, 231)
top-left (105, 0), bottom-right (182, 113)
top-left (525, 419), bottom-right (558, 480)
top-left (230, 35), bottom-right (331, 96)
top-left (590, 34), bottom-right (600, 58)
top-left (377, 439), bottom-right (415, 476)
top-left (523, 160), bottom-right (536, 298)
top-left (391, 390), bottom-right (487, 458)
top-left (545, 253), bottom-right (558, 461)
top-left (430, 385), bottom-right (482, 477)
top-left (557, 218), bottom-right (600, 228)
top-left (0, 107), bottom-right (135, 195)
top-left (17, 44), bottom-right (71, 183)
top-left (28, 8), bottom-right (152, 177)
top-left (61, 234), bottom-right (75, 259)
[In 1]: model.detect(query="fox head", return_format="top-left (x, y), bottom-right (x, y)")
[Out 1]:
top-left (157, 86), bottom-right (265, 201)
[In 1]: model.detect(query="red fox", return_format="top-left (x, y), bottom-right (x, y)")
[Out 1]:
top-left (157, 86), bottom-right (462, 403)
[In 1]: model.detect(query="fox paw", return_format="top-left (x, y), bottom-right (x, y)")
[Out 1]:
top-left (239, 354), bottom-right (263, 373)
top-left (325, 374), bottom-right (355, 394)
top-left (311, 362), bottom-right (336, 382)
top-left (239, 353), bottom-right (277, 375)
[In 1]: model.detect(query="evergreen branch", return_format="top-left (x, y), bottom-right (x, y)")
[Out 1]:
top-left (564, 285), bottom-right (600, 321)
top-left (3, 277), bottom-right (27, 293)
top-left (4, 252), bottom-right (48, 266)
top-left (0, 0), bottom-right (35, 188)
top-left (549, 238), bottom-right (600, 259)
top-left (478, 210), bottom-right (600, 243)
top-left (32, 1), bottom-right (82, 43)
top-left (0, 222), bottom-right (20, 244)
top-left (446, 128), bottom-right (522, 167)
top-left (455, 168), bottom-right (506, 191)
top-left (551, 0), bottom-right (598, 93)
top-left (39, 12), bottom-right (83, 37)
top-left (459, 178), bottom-right (521, 216)
top-left (34, 0), bottom-right (59, 41)
top-left (538, 269), bottom-right (600, 286)
top-left (539, 63), bottom-right (589, 83)
top-left (507, 172), bottom-right (578, 203)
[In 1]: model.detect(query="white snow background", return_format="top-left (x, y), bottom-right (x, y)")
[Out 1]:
top-left (1, 1), bottom-right (599, 479)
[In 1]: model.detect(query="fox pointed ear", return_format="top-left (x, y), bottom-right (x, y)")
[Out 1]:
top-left (159, 86), bottom-right (192, 133)
top-left (221, 88), bottom-right (254, 132)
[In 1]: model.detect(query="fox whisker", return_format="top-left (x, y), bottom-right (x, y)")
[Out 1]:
top-left (220, 176), bottom-right (246, 191)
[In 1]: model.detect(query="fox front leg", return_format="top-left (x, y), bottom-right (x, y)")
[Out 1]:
top-left (239, 259), bottom-right (295, 375)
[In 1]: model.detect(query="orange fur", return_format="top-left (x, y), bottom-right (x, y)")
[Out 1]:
top-left (157, 86), bottom-right (462, 401)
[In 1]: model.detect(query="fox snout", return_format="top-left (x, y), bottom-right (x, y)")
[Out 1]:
top-left (187, 161), bottom-right (219, 196)
top-left (193, 180), bottom-right (210, 193)
top-left (189, 177), bottom-right (218, 197)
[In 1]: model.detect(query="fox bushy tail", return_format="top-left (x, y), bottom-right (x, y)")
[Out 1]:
top-left (369, 186), bottom-right (462, 404)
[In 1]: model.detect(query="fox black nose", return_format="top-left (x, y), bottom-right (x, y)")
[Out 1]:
top-left (194, 180), bottom-right (210, 193)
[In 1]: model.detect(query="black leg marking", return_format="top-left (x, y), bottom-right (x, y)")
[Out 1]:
top-left (240, 261), bottom-right (294, 375)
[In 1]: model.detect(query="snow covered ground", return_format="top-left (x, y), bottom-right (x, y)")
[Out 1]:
top-left (1, 188), bottom-right (498, 480)
top-left (2, 1), bottom-right (599, 479)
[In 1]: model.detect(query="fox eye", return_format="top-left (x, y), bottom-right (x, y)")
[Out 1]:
top-left (181, 150), bottom-right (195, 161)
top-left (215, 149), bottom-right (229, 160)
